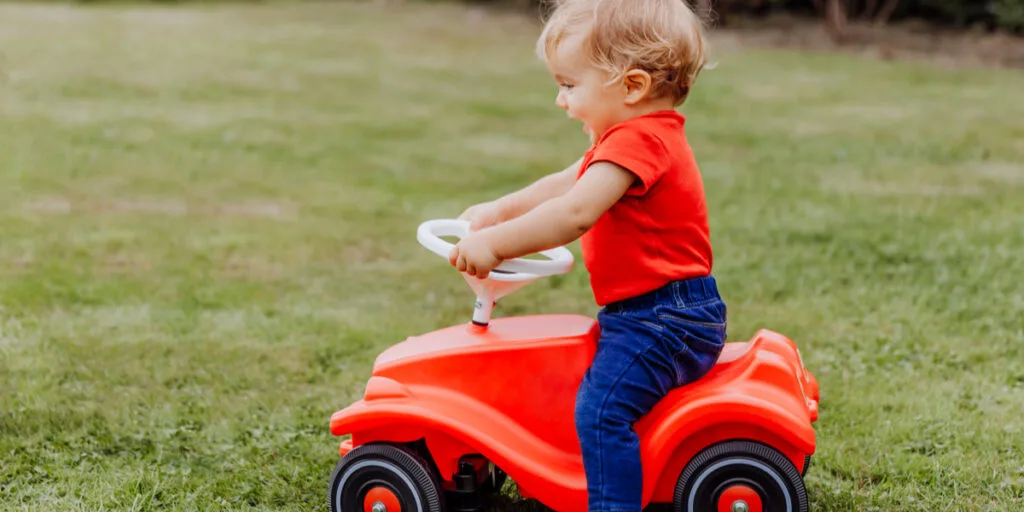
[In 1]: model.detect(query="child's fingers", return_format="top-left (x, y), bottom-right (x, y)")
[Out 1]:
top-left (448, 246), bottom-right (459, 267)
top-left (454, 252), bottom-right (467, 272)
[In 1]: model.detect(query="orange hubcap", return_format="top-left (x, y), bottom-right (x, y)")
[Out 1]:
top-left (363, 487), bottom-right (401, 512)
top-left (717, 484), bottom-right (762, 512)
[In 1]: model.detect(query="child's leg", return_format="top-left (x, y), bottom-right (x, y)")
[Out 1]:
top-left (575, 294), bottom-right (725, 511)
top-left (575, 313), bottom-right (674, 512)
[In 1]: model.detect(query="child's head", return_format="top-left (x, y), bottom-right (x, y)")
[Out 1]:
top-left (537, 0), bottom-right (708, 141)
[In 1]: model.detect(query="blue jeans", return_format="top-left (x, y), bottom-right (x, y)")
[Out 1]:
top-left (575, 276), bottom-right (727, 511)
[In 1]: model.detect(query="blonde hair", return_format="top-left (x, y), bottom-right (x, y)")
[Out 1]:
top-left (537, 0), bottom-right (709, 106)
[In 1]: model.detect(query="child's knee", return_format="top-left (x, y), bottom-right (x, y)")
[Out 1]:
top-left (577, 396), bottom-right (636, 444)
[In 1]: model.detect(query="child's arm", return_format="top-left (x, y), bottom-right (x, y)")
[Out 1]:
top-left (449, 161), bottom-right (634, 278)
top-left (458, 157), bottom-right (582, 231)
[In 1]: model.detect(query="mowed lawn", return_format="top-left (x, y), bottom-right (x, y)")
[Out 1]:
top-left (1, 2), bottom-right (1023, 510)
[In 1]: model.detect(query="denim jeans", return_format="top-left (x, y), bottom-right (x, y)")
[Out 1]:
top-left (575, 276), bottom-right (727, 512)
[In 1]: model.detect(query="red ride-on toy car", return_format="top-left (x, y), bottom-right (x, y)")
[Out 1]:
top-left (329, 220), bottom-right (820, 512)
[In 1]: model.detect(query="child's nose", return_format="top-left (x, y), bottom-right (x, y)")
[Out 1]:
top-left (555, 91), bottom-right (568, 110)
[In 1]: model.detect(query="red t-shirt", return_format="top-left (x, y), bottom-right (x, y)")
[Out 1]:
top-left (577, 110), bottom-right (712, 306)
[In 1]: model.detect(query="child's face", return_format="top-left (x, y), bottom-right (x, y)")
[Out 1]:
top-left (547, 33), bottom-right (630, 144)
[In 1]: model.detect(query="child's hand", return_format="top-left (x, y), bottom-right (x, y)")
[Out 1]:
top-left (448, 232), bottom-right (502, 279)
top-left (458, 201), bottom-right (504, 232)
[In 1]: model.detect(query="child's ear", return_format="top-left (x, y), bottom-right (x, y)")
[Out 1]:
top-left (622, 69), bottom-right (653, 105)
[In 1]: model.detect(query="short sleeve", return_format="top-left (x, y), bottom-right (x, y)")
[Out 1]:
top-left (585, 124), bottom-right (669, 196)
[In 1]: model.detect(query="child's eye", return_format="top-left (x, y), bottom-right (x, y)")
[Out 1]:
top-left (560, 83), bottom-right (575, 91)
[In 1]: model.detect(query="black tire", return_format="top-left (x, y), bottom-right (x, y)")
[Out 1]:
top-left (673, 440), bottom-right (808, 512)
top-left (329, 443), bottom-right (445, 512)
top-left (801, 455), bottom-right (812, 477)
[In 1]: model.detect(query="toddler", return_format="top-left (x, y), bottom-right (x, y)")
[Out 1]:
top-left (448, 0), bottom-right (725, 510)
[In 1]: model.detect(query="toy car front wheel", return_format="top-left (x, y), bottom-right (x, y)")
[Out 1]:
top-left (674, 440), bottom-right (808, 512)
top-left (329, 443), bottom-right (444, 512)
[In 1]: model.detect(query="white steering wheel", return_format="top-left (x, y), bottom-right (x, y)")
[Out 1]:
top-left (416, 219), bottom-right (574, 282)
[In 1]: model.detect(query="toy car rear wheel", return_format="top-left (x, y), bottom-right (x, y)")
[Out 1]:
top-left (673, 440), bottom-right (808, 512)
top-left (329, 443), bottom-right (444, 512)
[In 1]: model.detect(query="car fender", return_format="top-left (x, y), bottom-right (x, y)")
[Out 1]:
top-left (638, 392), bottom-right (816, 502)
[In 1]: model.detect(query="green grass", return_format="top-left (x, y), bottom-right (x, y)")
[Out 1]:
top-left (1, 1), bottom-right (1024, 510)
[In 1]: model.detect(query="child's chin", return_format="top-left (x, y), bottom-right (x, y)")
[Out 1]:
top-left (583, 125), bottom-right (594, 142)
